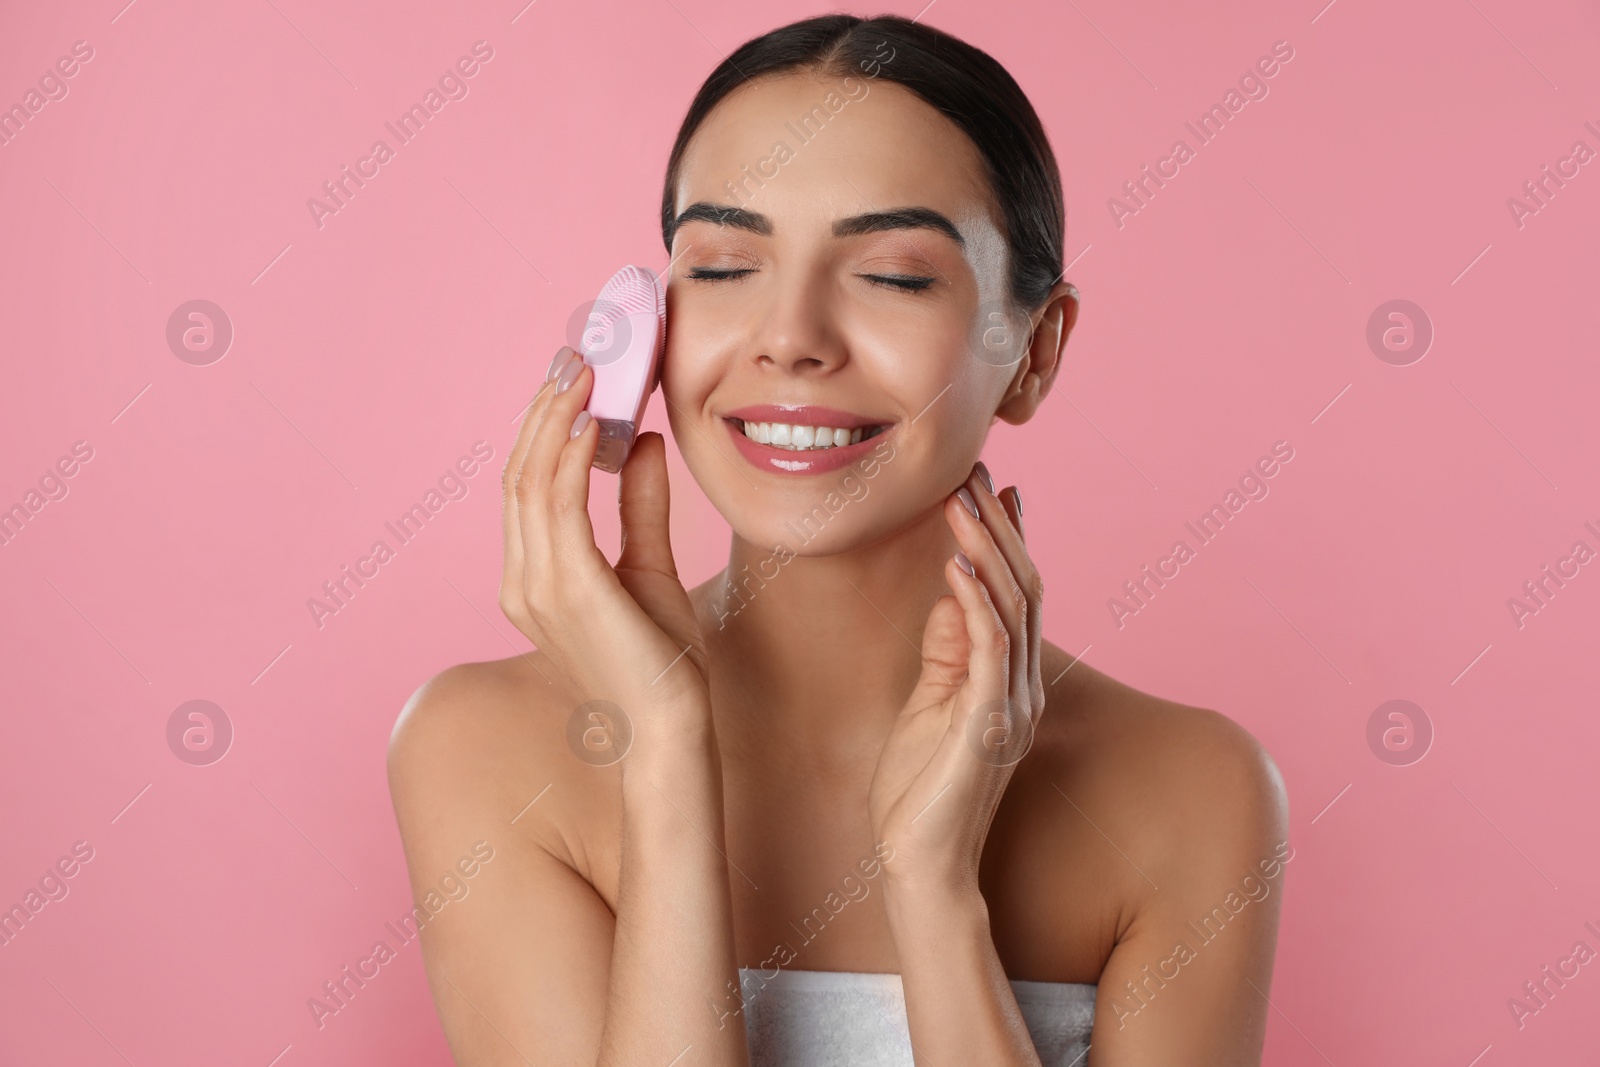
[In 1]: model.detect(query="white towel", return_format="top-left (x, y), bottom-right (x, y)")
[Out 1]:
top-left (738, 967), bottom-right (1094, 1066)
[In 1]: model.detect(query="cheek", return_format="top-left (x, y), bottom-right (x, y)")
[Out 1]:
top-left (659, 330), bottom-right (720, 417)
top-left (855, 314), bottom-right (994, 442)
top-left (908, 384), bottom-right (996, 486)
top-left (894, 359), bottom-right (1010, 511)
top-left (846, 304), bottom-right (974, 399)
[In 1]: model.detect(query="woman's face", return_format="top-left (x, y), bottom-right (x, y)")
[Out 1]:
top-left (664, 70), bottom-right (1047, 555)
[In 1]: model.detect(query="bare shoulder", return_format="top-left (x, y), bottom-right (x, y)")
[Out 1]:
top-left (1039, 640), bottom-right (1288, 885)
top-left (388, 654), bottom-right (549, 788)
top-left (389, 654), bottom-right (554, 746)
top-left (386, 657), bottom-right (625, 1060)
top-left (983, 640), bottom-right (1290, 981)
top-left (387, 654), bottom-right (613, 877)
top-left (1046, 643), bottom-right (1283, 810)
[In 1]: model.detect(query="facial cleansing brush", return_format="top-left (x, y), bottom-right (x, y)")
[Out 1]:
top-left (579, 265), bottom-right (666, 473)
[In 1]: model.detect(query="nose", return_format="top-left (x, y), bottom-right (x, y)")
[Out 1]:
top-left (750, 272), bottom-right (847, 376)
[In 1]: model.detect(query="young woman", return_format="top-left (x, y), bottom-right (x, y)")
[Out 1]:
top-left (389, 13), bottom-right (1288, 1066)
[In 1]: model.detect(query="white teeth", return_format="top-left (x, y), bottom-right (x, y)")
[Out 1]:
top-left (737, 420), bottom-right (882, 451)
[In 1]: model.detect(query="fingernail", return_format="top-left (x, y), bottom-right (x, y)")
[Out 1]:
top-left (570, 410), bottom-right (592, 439)
top-left (1013, 487), bottom-right (1024, 517)
top-left (955, 551), bottom-right (975, 577)
top-left (555, 355), bottom-right (584, 393)
top-left (546, 345), bottom-right (575, 382)
top-left (956, 487), bottom-right (979, 518)
top-left (973, 461), bottom-right (994, 495)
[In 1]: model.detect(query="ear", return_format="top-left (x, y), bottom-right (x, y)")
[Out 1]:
top-left (994, 281), bottom-right (1080, 426)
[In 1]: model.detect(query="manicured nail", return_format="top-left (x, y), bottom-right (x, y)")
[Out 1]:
top-left (570, 410), bottom-right (592, 439)
top-left (546, 346), bottom-right (575, 382)
top-left (1013, 487), bottom-right (1024, 517)
top-left (555, 355), bottom-right (584, 393)
top-left (956, 487), bottom-right (979, 518)
top-left (955, 551), bottom-right (975, 577)
top-left (973, 461), bottom-right (994, 495)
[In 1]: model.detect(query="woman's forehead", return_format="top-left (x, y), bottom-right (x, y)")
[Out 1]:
top-left (673, 72), bottom-right (1002, 240)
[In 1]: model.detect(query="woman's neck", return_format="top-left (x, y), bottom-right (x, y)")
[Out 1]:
top-left (694, 503), bottom-right (961, 767)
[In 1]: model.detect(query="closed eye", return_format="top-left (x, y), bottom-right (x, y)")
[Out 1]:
top-left (862, 273), bottom-right (936, 293)
top-left (686, 268), bottom-right (935, 294)
top-left (687, 267), bottom-right (756, 282)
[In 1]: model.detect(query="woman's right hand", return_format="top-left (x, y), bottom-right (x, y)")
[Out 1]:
top-left (500, 345), bottom-right (712, 753)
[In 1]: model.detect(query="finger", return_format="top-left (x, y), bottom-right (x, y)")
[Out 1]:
top-left (998, 485), bottom-right (1043, 715)
top-left (613, 432), bottom-right (712, 682)
top-left (1000, 485), bottom-right (1025, 545)
top-left (966, 466), bottom-right (1035, 618)
top-left (546, 412), bottom-right (701, 700)
top-left (968, 468), bottom-right (1044, 716)
top-left (943, 550), bottom-right (1010, 709)
top-left (502, 350), bottom-right (579, 617)
top-left (513, 355), bottom-right (596, 575)
top-left (506, 346), bottom-right (577, 488)
top-left (945, 486), bottom-right (1027, 705)
top-left (546, 396), bottom-right (606, 580)
top-left (615, 432), bottom-right (681, 581)
top-left (519, 352), bottom-right (594, 492)
top-left (502, 346), bottom-right (577, 605)
top-left (930, 556), bottom-right (1019, 792)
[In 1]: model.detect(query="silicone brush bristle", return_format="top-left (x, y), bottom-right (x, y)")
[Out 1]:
top-left (587, 266), bottom-right (660, 325)
top-left (582, 266), bottom-right (664, 357)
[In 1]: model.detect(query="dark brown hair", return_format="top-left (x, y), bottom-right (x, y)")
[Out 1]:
top-left (659, 13), bottom-right (1065, 315)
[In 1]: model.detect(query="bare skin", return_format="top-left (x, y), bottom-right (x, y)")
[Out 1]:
top-left (389, 69), bottom-right (1287, 1066)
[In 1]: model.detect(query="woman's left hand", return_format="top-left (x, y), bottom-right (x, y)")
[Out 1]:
top-left (867, 461), bottom-right (1044, 901)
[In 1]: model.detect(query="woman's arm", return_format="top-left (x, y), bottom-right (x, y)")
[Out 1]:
top-left (609, 726), bottom-right (749, 1065)
top-left (868, 466), bottom-right (1054, 1066)
top-left (887, 880), bottom-right (1047, 1066)
top-left (869, 462), bottom-right (1287, 1064)
top-left (387, 356), bottom-right (749, 1065)
top-left (388, 665), bottom-right (750, 1067)
top-left (882, 717), bottom-right (1288, 1066)
top-left (1086, 720), bottom-right (1290, 1066)
top-left (388, 668), bottom-right (616, 1065)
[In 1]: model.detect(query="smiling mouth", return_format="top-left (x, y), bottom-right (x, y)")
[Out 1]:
top-left (727, 418), bottom-right (892, 451)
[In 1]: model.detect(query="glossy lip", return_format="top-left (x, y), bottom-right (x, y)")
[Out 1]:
top-left (721, 404), bottom-right (896, 476)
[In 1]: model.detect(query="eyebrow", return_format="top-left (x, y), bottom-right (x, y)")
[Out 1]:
top-left (670, 201), bottom-right (966, 250)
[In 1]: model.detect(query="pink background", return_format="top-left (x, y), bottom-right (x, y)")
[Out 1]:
top-left (2, 0), bottom-right (1597, 1062)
